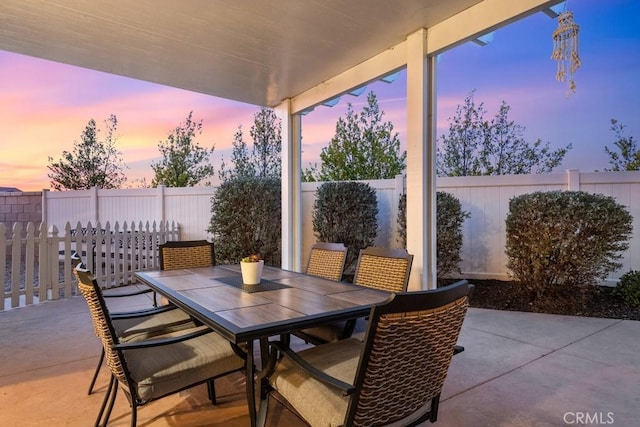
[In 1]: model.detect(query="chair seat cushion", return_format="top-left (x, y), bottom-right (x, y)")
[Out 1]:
top-left (270, 338), bottom-right (362, 427)
top-left (122, 327), bottom-right (245, 402)
top-left (114, 309), bottom-right (194, 342)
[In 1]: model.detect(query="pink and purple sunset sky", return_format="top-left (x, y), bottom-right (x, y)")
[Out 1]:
top-left (1, 0), bottom-right (639, 191)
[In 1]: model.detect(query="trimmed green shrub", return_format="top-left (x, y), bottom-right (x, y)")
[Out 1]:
top-left (613, 270), bottom-right (640, 307)
top-left (208, 176), bottom-right (281, 265)
top-left (312, 182), bottom-right (378, 274)
top-left (397, 193), bottom-right (407, 249)
top-left (397, 192), bottom-right (470, 279)
top-left (505, 191), bottom-right (633, 298)
top-left (436, 192), bottom-right (470, 278)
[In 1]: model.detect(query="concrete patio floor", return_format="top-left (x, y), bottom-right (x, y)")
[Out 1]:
top-left (1, 289), bottom-right (639, 426)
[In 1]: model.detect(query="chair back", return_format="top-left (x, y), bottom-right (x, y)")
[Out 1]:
top-left (74, 265), bottom-right (133, 393)
top-left (352, 246), bottom-right (413, 293)
top-left (159, 240), bottom-right (215, 270)
top-left (346, 281), bottom-right (473, 426)
top-left (72, 252), bottom-right (103, 338)
top-left (305, 242), bottom-right (348, 281)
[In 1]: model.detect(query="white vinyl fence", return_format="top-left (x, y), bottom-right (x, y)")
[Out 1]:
top-left (43, 170), bottom-right (640, 284)
top-left (42, 186), bottom-right (216, 241)
top-left (42, 177), bottom-right (407, 263)
top-left (4, 169), bottom-right (638, 309)
top-left (439, 170), bottom-right (640, 284)
top-left (2, 220), bottom-right (179, 310)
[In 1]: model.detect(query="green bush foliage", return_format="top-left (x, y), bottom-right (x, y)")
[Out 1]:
top-left (312, 182), bottom-right (378, 273)
top-left (505, 191), bottom-right (633, 298)
top-left (207, 176), bottom-right (281, 265)
top-left (613, 270), bottom-right (640, 307)
top-left (397, 193), bottom-right (407, 249)
top-left (436, 192), bottom-right (470, 278)
top-left (397, 192), bottom-right (470, 278)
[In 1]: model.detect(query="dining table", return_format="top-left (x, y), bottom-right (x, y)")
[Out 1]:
top-left (134, 263), bottom-right (392, 427)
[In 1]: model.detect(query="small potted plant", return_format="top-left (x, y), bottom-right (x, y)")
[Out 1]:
top-left (240, 253), bottom-right (264, 285)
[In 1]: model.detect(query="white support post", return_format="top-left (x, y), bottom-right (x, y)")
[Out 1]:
top-left (277, 99), bottom-right (303, 272)
top-left (406, 28), bottom-right (437, 290)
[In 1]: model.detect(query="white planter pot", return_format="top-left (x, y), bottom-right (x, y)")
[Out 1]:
top-left (241, 260), bottom-right (264, 285)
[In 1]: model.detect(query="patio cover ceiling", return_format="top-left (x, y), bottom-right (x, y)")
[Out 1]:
top-left (1, 0), bottom-right (563, 287)
top-left (0, 0), bottom-right (558, 110)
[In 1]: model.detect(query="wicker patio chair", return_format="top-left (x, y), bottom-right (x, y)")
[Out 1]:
top-left (158, 240), bottom-right (215, 270)
top-left (292, 243), bottom-right (349, 344)
top-left (305, 242), bottom-right (348, 281)
top-left (298, 246), bottom-right (414, 345)
top-left (72, 252), bottom-right (195, 395)
top-left (74, 264), bottom-right (246, 427)
top-left (266, 280), bottom-right (474, 427)
top-left (352, 246), bottom-right (413, 292)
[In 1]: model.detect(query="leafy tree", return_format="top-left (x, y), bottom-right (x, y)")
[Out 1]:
top-left (482, 103), bottom-right (570, 174)
top-left (47, 115), bottom-right (127, 190)
top-left (151, 111), bottom-right (214, 187)
top-left (436, 91), bottom-right (486, 177)
top-left (303, 92), bottom-right (406, 181)
top-left (218, 107), bottom-right (281, 181)
top-left (219, 126), bottom-right (254, 179)
top-left (437, 90), bottom-right (571, 176)
top-left (250, 107), bottom-right (282, 177)
top-left (604, 119), bottom-right (640, 171)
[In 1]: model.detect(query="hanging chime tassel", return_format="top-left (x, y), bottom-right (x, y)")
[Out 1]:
top-left (552, 11), bottom-right (581, 97)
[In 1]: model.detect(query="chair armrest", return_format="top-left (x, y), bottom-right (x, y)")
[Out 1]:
top-left (103, 287), bottom-right (154, 298)
top-left (269, 341), bottom-right (355, 396)
top-left (113, 326), bottom-right (213, 350)
top-left (110, 304), bottom-right (179, 319)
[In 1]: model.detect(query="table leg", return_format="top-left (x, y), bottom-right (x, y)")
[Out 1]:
top-left (256, 338), bottom-right (272, 427)
top-left (245, 339), bottom-right (257, 427)
top-left (246, 338), bottom-right (272, 427)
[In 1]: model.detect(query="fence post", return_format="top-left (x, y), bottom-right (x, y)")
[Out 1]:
top-left (41, 189), bottom-right (49, 224)
top-left (61, 222), bottom-right (75, 296)
top-left (157, 185), bottom-right (166, 222)
top-left (112, 221), bottom-right (123, 285)
top-left (91, 186), bottom-right (99, 223)
top-left (0, 224), bottom-right (5, 311)
top-left (10, 223), bottom-right (22, 308)
top-left (94, 220), bottom-right (104, 282)
top-left (40, 223), bottom-right (50, 303)
top-left (24, 222), bottom-right (36, 305)
top-left (47, 224), bottom-right (59, 300)
top-left (567, 169), bottom-right (581, 191)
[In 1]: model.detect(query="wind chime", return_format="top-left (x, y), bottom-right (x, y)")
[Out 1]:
top-left (551, 10), bottom-right (581, 96)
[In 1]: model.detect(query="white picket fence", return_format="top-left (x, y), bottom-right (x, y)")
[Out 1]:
top-left (2, 220), bottom-right (179, 310)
